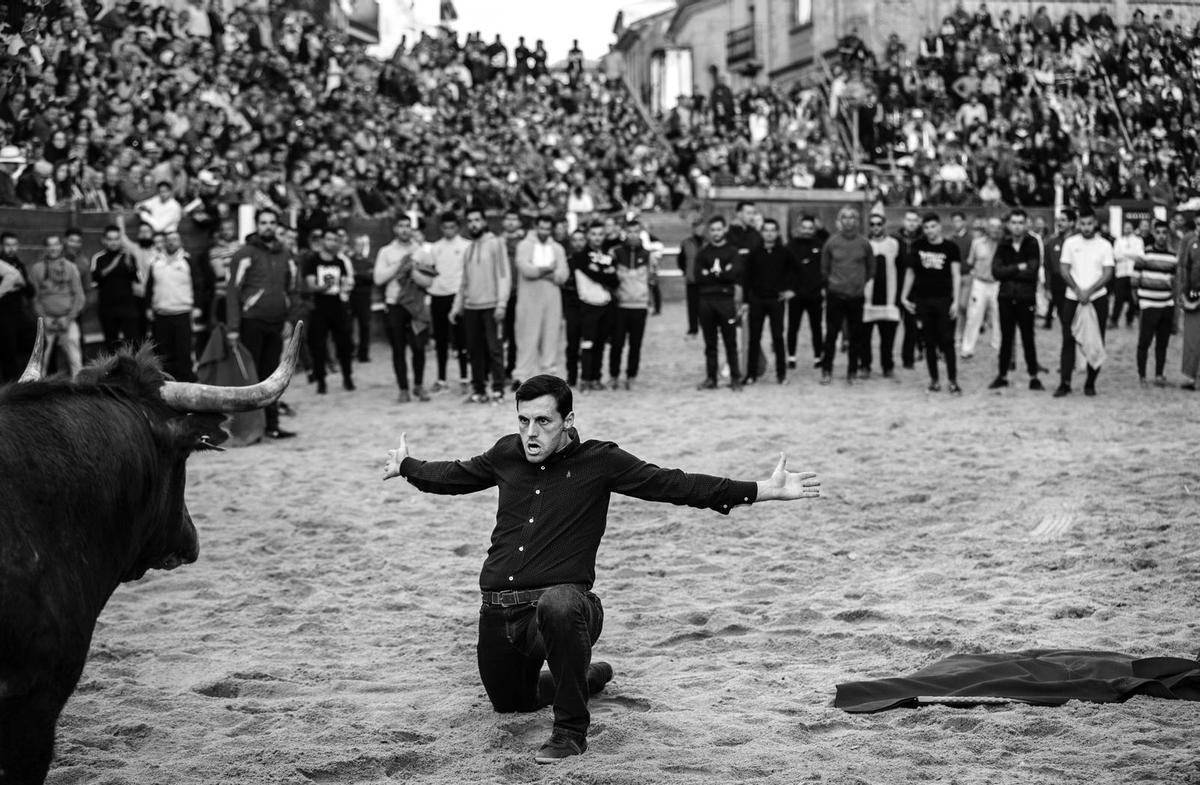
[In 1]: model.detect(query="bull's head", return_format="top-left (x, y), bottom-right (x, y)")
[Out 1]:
top-left (19, 319), bottom-right (303, 581)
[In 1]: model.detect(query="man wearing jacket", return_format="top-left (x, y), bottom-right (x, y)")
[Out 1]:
top-left (376, 214), bottom-right (435, 402)
top-left (677, 217), bottom-right (706, 337)
top-left (513, 215), bottom-right (569, 387)
top-left (91, 224), bottom-right (143, 353)
top-left (146, 229), bottom-right (209, 383)
top-left (695, 216), bottom-right (745, 391)
top-left (743, 218), bottom-right (797, 384)
top-left (785, 215), bottom-right (824, 370)
top-left (609, 217), bottom-right (652, 390)
top-left (894, 210), bottom-right (924, 368)
top-left (227, 207), bottom-right (298, 439)
top-left (572, 221), bottom-right (619, 392)
top-left (990, 209), bottom-right (1045, 391)
top-left (453, 207), bottom-right (512, 403)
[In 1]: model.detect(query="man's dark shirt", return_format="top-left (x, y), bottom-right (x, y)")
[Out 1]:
top-left (90, 249), bottom-right (141, 316)
top-left (694, 242), bottom-right (744, 298)
top-left (786, 237), bottom-right (824, 298)
top-left (993, 235), bottom-right (1042, 303)
top-left (746, 242), bottom-right (798, 300)
top-left (399, 429), bottom-right (758, 591)
top-left (0, 253), bottom-right (33, 316)
top-left (727, 224), bottom-right (763, 255)
top-left (908, 237), bottom-right (960, 301)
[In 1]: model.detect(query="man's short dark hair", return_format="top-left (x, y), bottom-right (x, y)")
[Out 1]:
top-left (103, 224), bottom-right (120, 235)
top-left (586, 220), bottom-right (605, 232)
top-left (257, 207), bottom-right (279, 222)
top-left (465, 207), bottom-right (485, 221)
top-left (65, 227), bottom-right (82, 239)
top-left (905, 209), bottom-right (921, 218)
top-left (156, 180), bottom-right (173, 190)
top-left (1009, 208), bottom-right (1027, 220)
top-left (921, 212), bottom-right (941, 224)
top-left (440, 211), bottom-right (459, 225)
top-left (1060, 208), bottom-right (1077, 222)
top-left (504, 209), bottom-right (522, 220)
top-left (708, 215), bottom-right (727, 227)
top-left (799, 213), bottom-right (816, 224)
top-left (762, 218), bottom-right (780, 231)
top-left (735, 200), bottom-right (755, 212)
top-left (1153, 219), bottom-right (1170, 231)
top-left (1, 232), bottom-right (17, 243)
top-left (1077, 207), bottom-right (1096, 220)
top-left (515, 375), bottom-right (573, 419)
top-left (393, 213), bottom-right (413, 225)
top-left (951, 211), bottom-right (967, 220)
top-left (536, 213), bottom-right (554, 226)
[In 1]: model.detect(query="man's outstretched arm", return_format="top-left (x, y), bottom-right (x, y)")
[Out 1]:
top-left (384, 432), bottom-right (498, 495)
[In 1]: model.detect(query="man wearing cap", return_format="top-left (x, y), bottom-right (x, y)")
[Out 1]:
top-left (0, 145), bottom-right (24, 207)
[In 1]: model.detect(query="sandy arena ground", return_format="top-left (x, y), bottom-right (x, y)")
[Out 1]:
top-left (44, 301), bottom-right (1200, 785)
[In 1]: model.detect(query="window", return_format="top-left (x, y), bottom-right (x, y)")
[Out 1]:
top-left (795, 0), bottom-right (812, 27)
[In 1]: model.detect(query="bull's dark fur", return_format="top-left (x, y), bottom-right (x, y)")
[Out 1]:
top-left (0, 346), bottom-right (224, 784)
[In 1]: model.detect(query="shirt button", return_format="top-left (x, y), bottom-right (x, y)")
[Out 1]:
top-left (744, 497), bottom-right (749, 502)
top-left (529, 518), bottom-right (534, 523)
top-left (540, 466), bottom-right (545, 471)
top-left (508, 576), bottom-right (514, 581)
top-left (518, 546), bottom-right (524, 552)
top-left (535, 489), bottom-right (541, 494)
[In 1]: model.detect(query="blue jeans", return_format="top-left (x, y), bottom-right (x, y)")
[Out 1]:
top-left (477, 585), bottom-right (605, 739)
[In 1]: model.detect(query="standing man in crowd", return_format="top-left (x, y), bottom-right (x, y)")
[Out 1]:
top-left (990, 209), bottom-right (1044, 391)
top-left (303, 227), bottom-right (357, 395)
top-left (786, 214), bottom-right (824, 371)
top-left (376, 214), bottom-right (434, 402)
top-left (30, 235), bottom-right (85, 378)
top-left (145, 229), bottom-right (207, 383)
top-left (573, 221), bottom-right (618, 392)
top-left (678, 216), bottom-right (705, 337)
top-left (862, 213), bottom-right (901, 379)
top-left (819, 207), bottom-right (873, 385)
top-left (1178, 224), bottom-right (1200, 391)
top-left (90, 224), bottom-right (143, 353)
top-left (609, 216), bottom-right (652, 390)
top-left (949, 212), bottom-right (974, 323)
top-left (959, 217), bottom-right (1001, 359)
top-left (453, 207), bottom-right (511, 404)
top-left (430, 212), bottom-right (471, 393)
top-left (513, 214), bottom-right (569, 388)
top-left (1054, 209), bottom-right (1114, 398)
top-left (562, 229), bottom-right (586, 387)
top-left (1043, 209), bottom-right (1076, 329)
top-left (1111, 219), bottom-right (1144, 329)
top-left (502, 209), bottom-right (526, 383)
top-left (901, 213), bottom-right (962, 394)
top-left (382, 374), bottom-right (820, 763)
top-left (227, 207), bottom-right (298, 439)
top-left (0, 232), bottom-right (35, 382)
top-left (206, 218), bottom-right (241, 326)
top-left (116, 214), bottom-right (157, 338)
top-left (346, 234), bottom-right (375, 363)
top-left (894, 210), bottom-right (925, 368)
top-left (727, 201), bottom-right (763, 254)
top-left (1133, 221), bottom-right (1179, 386)
top-left (695, 215), bottom-right (745, 391)
top-left (743, 218), bottom-right (795, 385)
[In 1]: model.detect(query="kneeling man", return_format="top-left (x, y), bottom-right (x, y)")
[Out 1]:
top-left (383, 375), bottom-right (821, 763)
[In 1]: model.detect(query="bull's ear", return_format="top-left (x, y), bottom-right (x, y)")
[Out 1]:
top-left (171, 413), bottom-right (230, 452)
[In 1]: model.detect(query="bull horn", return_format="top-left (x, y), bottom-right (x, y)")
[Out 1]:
top-left (159, 321), bottom-right (304, 412)
top-left (18, 319), bottom-right (46, 383)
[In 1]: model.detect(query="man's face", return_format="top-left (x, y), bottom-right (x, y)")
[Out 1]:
top-left (903, 212), bottom-right (921, 233)
top-left (624, 225), bottom-right (641, 247)
top-left (838, 211), bottom-right (859, 236)
top-left (65, 234), bottom-right (82, 254)
top-left (103, 230), bottom-right (121, 251)
top-left (922, 219), bottom-right (942, 242)
top-left (517, 394), bottom-right (573, 464)
top-left (867, 216), bottom-right (886, 238)
top-left (707, 221), bottom-right (726, 244)
top-left (1153, 226), bottom-right (1170, 247)
top-left (762, 222), bottom-right (779, 245)
top-left (324, 232), bottom-right (342, 254)
top-left (45, 237), bottom-right (63, 259)
top-left (1079, 216), bottom-right (1097, 238)
top-left (2, 237), bottom-right (18, 257)
top-left (219, 221), bottom-right (236, 242)
top-left (1008, 215), bottom-right (1028, 239)
top-left (1055, 216), bottom-right (1072, 235)
top-left (158, 184), bottom-right (172, 201)
top-left (466, 212), bottom-right (486, 237)
top-left (535, 220), bottom-right (552, 242)
top-left (503, 214), bottom-right (521, 234)
top-left (164, 232), bottom-right (182, 253)
top-left (256, 213), bottom-right (278, 240)
top-left (442, 220), bottom-right (459, 239)
top-left (738, 205), bottom-right (756, 225)
top-left (951, 215), bottom-right (966, 233)
top-left (393, 219), bottom-right (413, 243)
top-left (986, 220), bottom-right (1003, 241)
top-left (586, 226), bottom-right (605, 249)
top-left (604, 219), bottom-right (619, 238)
top-left (797, 220), bottom-right (815, 239)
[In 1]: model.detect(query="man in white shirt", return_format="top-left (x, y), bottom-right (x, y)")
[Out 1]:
top-left (512, 214), bottom-right (569, 386)
top-left (428, 212), bottom-right (471, 392)
top-left (136, 182), bottom-right (184, 233)
top-left (1054, 209), bottom-right (1115, 397)
top-left (1110, 219), bottom-right (1144, 329)
top-left (375, 215), bottom-right (436, 403)
top-left (959, 217), bottom-right (1002, 358)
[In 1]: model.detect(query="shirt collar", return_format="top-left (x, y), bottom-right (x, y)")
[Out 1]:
top-left (539, 427), bottom-right (580, 467)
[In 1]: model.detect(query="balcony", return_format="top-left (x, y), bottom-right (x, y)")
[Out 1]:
top-left (726, 23), bottom-right (756, 66)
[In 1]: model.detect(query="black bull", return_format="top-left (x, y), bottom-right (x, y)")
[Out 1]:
top-left (0, 320), bottom-right (301, 785)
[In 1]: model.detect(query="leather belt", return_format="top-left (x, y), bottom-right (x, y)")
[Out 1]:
top-left (480, 584), bottom-right (588, 607)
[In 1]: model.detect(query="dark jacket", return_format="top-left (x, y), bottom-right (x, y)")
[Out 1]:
top-left (993, 235), bottom-right (1042, 302)
top-left (746, 242), bottom-right (799, 300)
top-left (786, 237), bottom-right (824, 298)
top-left (226, 233), bottom-right (297, 331)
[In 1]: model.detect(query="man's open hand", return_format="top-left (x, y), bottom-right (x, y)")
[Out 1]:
top-left (756, 453), bottom-right (820, 501)
top-left (384, 432), bottom-right (410, 480)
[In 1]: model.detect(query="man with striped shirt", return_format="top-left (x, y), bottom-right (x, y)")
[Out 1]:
top-left (1133, 221), bottom-right (1179, 385)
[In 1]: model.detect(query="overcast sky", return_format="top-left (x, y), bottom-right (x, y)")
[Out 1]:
top-left (374, 0), bottom-right (674, 60)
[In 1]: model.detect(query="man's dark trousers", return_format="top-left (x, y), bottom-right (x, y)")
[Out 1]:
top-left (503, 292), bottom-right (518, 378)
top-left (463, 307), bottom-right (504, 395)
top-left (748, 296), bottom-right (786, 380)
top-left (477, 585), bottom-right (606, 741)
top-left (1059, 296), bottom-right (1109, 388)
top-left (152, 312), bottom-right (196, 383)
top-left (698, 295), bottom-right (740, 381)
top-left (862, 320), bottom-right (898, 374)
top-left (900, 308), bottom-right (923, 366)
top-left (238, 318), bottom-right (284, 430)
top-left (998, 297), bottom-right (1039, 377)
top-left (822, 294), bottom-right (865, 377)
top-left (787, 296), bottom-right (822, 360)
top-left (562, 293), bottom-right (582, 386)
top-left (685, 283), bottom-right (699, 334)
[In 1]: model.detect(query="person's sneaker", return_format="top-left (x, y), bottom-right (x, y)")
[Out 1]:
top-left (788, 356), bottom-right (797, 370)
top-left (696, 378), bottom-right (718, 390)
top-left (465, 393), bottom-right (488, 404)
top-left (948, 382), bottom-right (962, 396)
top-left (928, 381), bottom-right (942, 392)
top-left (535, 732), bottom-right (587, 764)
top-left (608, 378), bottom-right (620, 391)
top-left (490, 391), bottom-right (504, 404)
top-left (1153, 376), bottom-right (1169, 388)
top-left (812, 355), bottom-right (823, 368)
top-left (265, 428), bottom-right (296, 440)
top-left (343, 377), bottom-right (356, 392)
top-left (1182, 379), bottom-right (1197, 391)
top-left (414, 385), bottom-right (430, 402)
top-left (1029, 378), bottom-right (1045, 391)
top-left (819, 372), bottom-right (832, 386)
top-left (740, 375), bottom-right (757, 385)
top-left (1083, 384), bottom-right (1096, 397)
top-left (987, 376), bottom-right (1008, 390)
top-left (432, 379), bottom-right (447, 392)
top-left (398, 389), bottom-right (412, 403)
top-left (316, 379), bottom-right (327, 395)
top-left (776, 374), bottom-right (788, 385)
top-left (1052, 384), bottom-right (1071, 398)
top-left (730, 380), bottom-right (744, 392)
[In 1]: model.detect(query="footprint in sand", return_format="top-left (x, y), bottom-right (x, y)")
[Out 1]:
top-left (591, 694), bottom-right (652, 717)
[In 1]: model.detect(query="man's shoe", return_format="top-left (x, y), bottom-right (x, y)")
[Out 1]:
top-left (1153, 376), bottom-right (1169, 388)
top-left (987, 376), bottom-right (1008, 390)
top-left (740, 375), bottom-right (757, 385)
top-left (343, 377), bottom-right (355, 391)
top-left (928, 381), bottom-right (941, 392)
top-left (535, 732), bottom-right (587, 764)
top-left (265, 428), bottom-right (296, 440)
top-left (465, 393), bottom-right (488, 404)
top-left (697, 378), bottom-right (718, 390)
top-left (819, 372), bottom-right (832, 386)
top-left (1084, 384), bottom-right (1096, 397)
top-left (882, 368), bottom-right (894, 379)
top-left (812, 355), bottom-right (823, 368)
top-left (1029, 378), bottom-right (1045, 391)
top-left (1052, 384), bottom-right (1071, 398)
top-left (490, 391), bottom-right (504, 404)
top-left (1182, 379), bottom-right (1197, 391)
top-left (432, 379), bottom-right (447, 392)
top-left (398, 389), bottom-right (412, 403)
top-left (777, 374), bottom-right (788, 385)
top-left (414, 385), bottom-right (430, 402)
top-left (948, 382), bottom-right (962, 396)
top-left (858, 369), bottom-right (871, 380)
top-left (316, 379), bottom-right (327, 394)
top-left (788, 356), bottom-right (797, 370)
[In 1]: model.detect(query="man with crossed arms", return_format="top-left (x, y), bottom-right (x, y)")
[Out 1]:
top-left (383, 375), bottom-right (820, 764)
